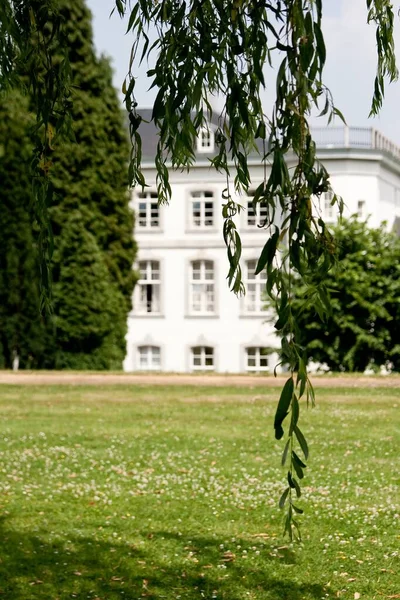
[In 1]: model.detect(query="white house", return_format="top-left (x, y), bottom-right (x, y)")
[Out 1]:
top-left (123, 116), bottom-right (400, 373)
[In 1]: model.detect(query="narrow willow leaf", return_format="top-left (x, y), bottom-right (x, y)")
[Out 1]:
top-left (292, 451), bottom-right (307, 469)
top-left (289, 394), bottom-right (299, 435)
top-left (287, 471), bottom-right (296, 489)
top-left (274, 377), bottom-right (294, 440)
top-left (292, 476), bottom-right (301, 498)
top-left (292, 459), bottom-right (304, 480)
top-left (332, 107), bottom-right (347, 124)
top-left (281, 438), bottom-right (290, 466)
top-left (255, 227), bottom-right (279, 275)
top-left (292, 504), bottom-right (304, 515)
top-left (314, 21), bottom-right (326, 68)
top-left (279, 486), bottom-right (290, 509)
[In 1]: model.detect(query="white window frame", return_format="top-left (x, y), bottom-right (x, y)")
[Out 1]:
top-left (136, 191), bottom-right (160, 230)
top-left (245, 347), bottom-right (271, 372)
top-left (136, 260), bottom-right (161, 314)
top-left (137, 345), bottom-right (161, 370)
top-left (357, 199), bottom-right (366, 220)
top-left (189, 191), bottom-right (215, 229)
top-left (191, 346), bottom-right (214, 371)
top-left (242, 259), bottom-right (267, 314)
top-left (189, 260), bottom-right (215, 315)
top-left (197, 127), bottom-right (214, 153)
top-left (322, 191), bottom-right (335, 222)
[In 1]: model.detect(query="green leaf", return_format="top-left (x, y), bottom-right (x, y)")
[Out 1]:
top-left (287, 471), bottom-right (295, 489)
top-left (255, 227), bottom-right (279, 275)
top-left (292, 457), bottom-right (304, 480)
top-left (294, 425), bottom-right (309, 460)
top-left (293, 477), bottom-right (301, 498)
top-left (288, 472), bottom-right (300, 498)
top-left (281, 438), bottom-right (290, 466)
top-left (289, 394), bottom-right (299, 434)
top-left (255, 121), bottom-right (266, 139)
top-left (279, 486), bottom-right (290, 509)
top-left (314, 21), bottom-right (326, 68)
top-left (292, 451), bottom-right (307, 469)
top-left (274, 377), bottom-right (294, 440)
top-left (332, 107), bottom-right (347, 125)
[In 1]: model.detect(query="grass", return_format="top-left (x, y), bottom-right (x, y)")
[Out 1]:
top-left (0, 383), bottom-right (398, 599)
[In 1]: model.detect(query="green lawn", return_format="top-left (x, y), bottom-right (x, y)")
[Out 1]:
top-left (0, 384), bottom-right (398, 599)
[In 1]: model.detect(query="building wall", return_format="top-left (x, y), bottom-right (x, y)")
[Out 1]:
top-left (124, 147), bottom-right (400, 373)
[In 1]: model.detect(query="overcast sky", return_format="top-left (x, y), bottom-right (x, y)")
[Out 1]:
top-left (87, 0), bottom-right (400, 145)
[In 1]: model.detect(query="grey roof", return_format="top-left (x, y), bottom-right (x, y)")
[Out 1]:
top-left (133, 111), bottom-right (400, 168)
top-left (135, 108), bottom-right (265, 163)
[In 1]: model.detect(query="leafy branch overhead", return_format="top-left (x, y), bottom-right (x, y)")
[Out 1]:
top-left (114, 0), bottom-right (396, 538)
top-left (0, 0), bottom-right (398, 538)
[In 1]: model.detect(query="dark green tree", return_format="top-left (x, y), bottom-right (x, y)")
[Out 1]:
top-left (0, 0), bottom-right (136, 369)
top-left (291, 218), bottom-right (400, 372)
top-left (45, 0), bottom-right (137, 368)
top-left (52, 212), bottom-right (127, 370)
top-left (0, 90), bottom-right (51, 369)
top-left (50, 0), bottom-right (136, 310)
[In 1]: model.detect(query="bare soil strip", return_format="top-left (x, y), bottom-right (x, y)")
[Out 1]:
top-left (0, 371), bottom-right (399, 388)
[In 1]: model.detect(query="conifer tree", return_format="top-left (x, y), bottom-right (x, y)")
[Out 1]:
top-left (52, 212), bottom-right (127, 370)
top-left (50, 0), bottom-right (136, 311)
top-left (0, 0), bottom-right (136, 369)
top-left (46, 0), bottom-right (136, 368)
top-left (0, 91), bottom-right (51, 369)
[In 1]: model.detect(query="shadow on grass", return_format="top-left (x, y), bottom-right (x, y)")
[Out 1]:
top-left (0, 518), bottom-right (333, 599)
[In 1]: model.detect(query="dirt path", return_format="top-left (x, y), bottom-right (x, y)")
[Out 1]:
top-left (0, 371), bottom-right (399, 388)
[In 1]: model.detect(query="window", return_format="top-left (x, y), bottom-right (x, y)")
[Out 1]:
top-left (189, 260), bottom-right (215, 314)
top-left (322, 191), bottom-right (335, 222)
top-left (243, 259), bottom-right (267, 313)
top-left (191, 346), bottom-right (214, 371)
top-left (136, 261), bottom-right (161, 314)
top-left (246, 195), bottom-right (268, 227)
top-left (357, 199), bottom-right (366, 219)
top-left (246, 347), bottom-right (271, 372)
top-left (190, 191), bottom-right (214, 228)
top-left (197, 127), bottom-right (214, 153)
top-left (138, 345), bottom-right (161, 370)
top-left (137, 192), bottom-right (160, 229)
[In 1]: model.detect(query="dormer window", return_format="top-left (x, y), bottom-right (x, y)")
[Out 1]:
top-left (197, 126), bottom-right (214, 153)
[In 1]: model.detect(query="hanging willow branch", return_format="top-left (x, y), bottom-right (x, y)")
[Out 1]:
top-left (0, 0), bottom-right (72, 311)
top-left (113, 0), bottom-right (397, 539)
top-left (0, 0), bottom-right (397, 539)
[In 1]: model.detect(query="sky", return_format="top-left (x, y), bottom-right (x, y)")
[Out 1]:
top-left (86, 0), bottom-right (400, 145)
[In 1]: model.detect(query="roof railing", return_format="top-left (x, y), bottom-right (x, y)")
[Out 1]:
top-left (311, 126), bottom-right (400, 161)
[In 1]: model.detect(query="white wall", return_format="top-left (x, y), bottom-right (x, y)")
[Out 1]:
top-left (124, 148), bottom-right (400, 372)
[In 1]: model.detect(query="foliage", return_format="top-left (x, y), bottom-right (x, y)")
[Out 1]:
top-left (115, 0), bottom-right (397, 537)
top-left (0, 0), bottom-right (136, 369)
top-left (0, 382), bottom-right (398, 598)
top-left (0, 0), bottom-right (398, 534)
top-left (52, 213), bottom-right (127, 369)
top-left (45, 0), bottom-right (137, 369)
top-left (289, 218), bottom-right (400, 373)
top-left (49, 0), bottom-right (137, 311)
top-left (0, 90), bottom-right (52, 369)
top-left (0, 0), bottom-right (72, 306)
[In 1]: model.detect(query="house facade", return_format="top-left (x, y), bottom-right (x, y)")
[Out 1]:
top-left (123, 118), bottom-right (400, 373)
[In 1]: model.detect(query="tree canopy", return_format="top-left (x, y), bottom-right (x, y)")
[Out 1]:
top-left (289, 218), bottom-right (400, 373)
top-left (0, 0), bottom-right (398, 538)
top-left (0, 0), bottom-right (136, 369)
